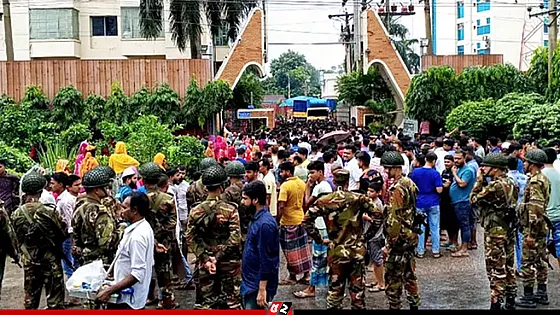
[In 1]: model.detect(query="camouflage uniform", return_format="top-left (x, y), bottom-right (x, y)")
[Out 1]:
top-left (187, 179), bottom-right (208, 209)
top-left (304, 190), bottom-right (383, 309)
top-left (471, 172), bottom-right (519, 309)
top-left (145, 187), bottom-right (178, 308)
top-left (519, 172), bottom-right (550, 287)
top-left (12, 201), bottom-right (67, 309)
top-left (186, 195), bottom-right (242, 310)
top-left (0, 200), bottom-right (19, 303)
top-left (384, 176), bottom-right (421, 310)
top-left (221, 180), bottom-right (251, 241)
top-left (72, 197), bottom-right (119, 268)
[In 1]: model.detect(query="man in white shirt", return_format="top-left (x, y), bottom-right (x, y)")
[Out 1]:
top-left (343, 145), bottom-right (362, 191)
top-left (96, 192), bottom-right (154, 310)
top-left (259, 159), bottom-right (278, 217)
top-left (56, 175), bottom-right (81, 279)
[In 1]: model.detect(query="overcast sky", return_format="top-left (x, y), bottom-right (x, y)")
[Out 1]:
top-left (265, 0), bottom-right (347, 72)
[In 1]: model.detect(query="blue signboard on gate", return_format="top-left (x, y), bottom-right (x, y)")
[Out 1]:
top-left (238, 111), bottom-right (251, 119)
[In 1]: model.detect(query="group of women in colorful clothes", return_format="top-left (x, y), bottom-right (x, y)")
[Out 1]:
top-left (204, 135), bottom-right (262, 162)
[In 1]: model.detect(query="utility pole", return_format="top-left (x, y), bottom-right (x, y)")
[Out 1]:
top-left (329, 12), bottom-right (354, 74)
top-left (423, 0), bottom-right (433, 55)
top-left (287, 73), bottom-right (291, 98)
top-left (550, 0), bottom-right (558, 88)
top-left (262, 0), bottom-right (268, 63)
top-left (3, 0), bottom-right (13, 61)
top-left (385, 0), bottom-right (390, 28)
top-left (354, 0), bottom-right (361, 72)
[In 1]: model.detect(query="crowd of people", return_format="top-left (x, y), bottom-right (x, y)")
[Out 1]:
top-left (0, 118), bottom-right (559, 310)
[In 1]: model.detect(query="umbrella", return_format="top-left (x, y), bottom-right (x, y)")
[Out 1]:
top-left (318, 130), bottom-right (351, 146)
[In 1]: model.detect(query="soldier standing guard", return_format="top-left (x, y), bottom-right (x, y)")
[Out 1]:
top-left (12, 172), bottom-right (67, 309)
top-left (470, 153), bottom-right (519, 310)
top-left (517, 149), bottom-right (551, 308)
top-left (138, 162), bottom-right (179, 309)
top-left (222, 161), bottom-right (252, 242)
top-left (381, 151), bottom-right (421, 310)
top-left (186, 165), bottom-right (242, 309)
top-left (0, 199), bottom-right (19, 304)
top-left (303, 168), bottom-right (383, 310)
top-left (187, 158), bottom-right (218, 207)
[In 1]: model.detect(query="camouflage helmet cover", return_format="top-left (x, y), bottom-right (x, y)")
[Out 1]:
top-left (138, 162), bottom-right (163, 181)
top-left (95, 165), bottom-right (116, 179)
top-left (525, 149), bottom-right (548, 165)
top-left (481, 152), bottom-right (508, 168)
top-left (381, 151), bottom-right (405, 168)
top-left (202, 165), bottom-right (229, 187)
top-left (21, 172), bottom-right (47, 194)
top-left (200, 158), bottom-right (219, 171)
top-left (225, 161), bottom-right (246, 177)
top-left (82, 167), bottom-right (111, 189)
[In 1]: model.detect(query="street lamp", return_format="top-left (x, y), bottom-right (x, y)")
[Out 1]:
top-left (419, 38), bottom-right (429, 73)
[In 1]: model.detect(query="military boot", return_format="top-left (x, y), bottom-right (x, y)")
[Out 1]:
top-left (410, 304), bottom-right (418, 310)
top-left (516, 286), bottom-right (537, 308)
top-left (535, 284), bottom-right (549, 305)
top-left (490, 303), bottom-right (502, 310)
top-left (504, 296), bottom-right (516, 310)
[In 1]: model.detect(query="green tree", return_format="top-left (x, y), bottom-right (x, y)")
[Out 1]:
top-left (405, 66), bottom-right (460, 126)
top-left (264, 50), bottom-right (321, 97)
top-left (125, 115), bottom-right (176, 163)
top-left (139, 0), bottom-right (258, 59)
top-left (336, 67), bottom-right (393, 106)
top-left (527, 46), bottom-right (548, 96)
top-left (104, 82), bottom-right (131, 125)
top-left (21, 86), bottom-right (50, 110)
top-left (513, 101), bottom-right (558, 145)
top-left (446, 99), bottom-right (498, 140)
top-left (52, 86), bottom-right (85, 130)
top-left (231, 71), bottom-right (264, 109)
top-left (148, 84), bottom-right (181, 125)
top-left (182, 78), bottom-right (232, 127)
top-left (457, 64), bottom-right (532, 101)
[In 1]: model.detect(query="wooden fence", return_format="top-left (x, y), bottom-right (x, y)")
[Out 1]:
top-left (421, 54), bottom-right (504, 73)
top-left (0, 59), bottom-right (212, 101)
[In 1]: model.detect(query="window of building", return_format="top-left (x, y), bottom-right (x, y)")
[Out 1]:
top-left (213, 23), bottom-right (229, 46)
top-left (486, 17), bottom-right (491, 24)
top-left (457, 23), bottom-right (465, 41)
top-left (121, 7), bottom-right (163, 39)
top-left (477, 42), bottom-right (481, 49)
top-left (545, 40), bottom-right (549, 47)
top-left (477, 48), bottom-right (490, 55)
top-left (544, 0), bottom-right (549, 9)
top-left (477, 0), bottom-right (490, 12)
top-left (458, 45), bottom-right (464, 55)
top-left (29, 8), bottom-right (79, 40)
top-left (544, 24), bottom-right (549, 34)
top-left (477, 19), bottom-right (481, 26)
top-left (477, 25), bottom-right (490, 35)
top-left (457, 2), bottom-right (464, 18)
top-left (91, 16), bottom-right (118, 36)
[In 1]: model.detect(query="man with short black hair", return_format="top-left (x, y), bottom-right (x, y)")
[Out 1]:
top-left (450, 150), bottom-right (477, 257)
top-left (488, 137), bottom-right (501, 153)
top-left (56, 175), bottom-right (81, 283)
top-left (245, 162), bottom-right (259, 183)
top-left (96, 192), bottom-right (155, 310)
top-left (240, 181), bottom-right (279, 309)
top-left (343, 144), bottom-right (361, 191)
top-left (50, 172), bottom-right (68, 201)
top-left (297, 147), bottom-right (310, 169)
top-left (259, 159), bottom-right (277, 217)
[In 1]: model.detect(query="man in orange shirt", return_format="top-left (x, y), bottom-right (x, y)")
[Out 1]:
top-left (277, 162), bottom-right (311, 285)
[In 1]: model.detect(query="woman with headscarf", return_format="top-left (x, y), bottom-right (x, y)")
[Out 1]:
top-left (55, 159), bottom-right (71, 175)
top-left (74, 141), bottom-right (89, 175)
top-left (205, 141), bottom-right (215, 159)
top-left (153, 153), bottom-right (167, 170)
top-left (80, 145), bottom-right (99, 178)
top-left (108, 141), bottom-right (140, 174)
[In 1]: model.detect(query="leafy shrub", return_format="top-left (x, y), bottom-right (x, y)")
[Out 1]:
top-left (21, 86), bottom-right (50, 110)
top-left (60, 123), bottom-right (91, 149)
top-left (0, 142), bottom-right (35, 173)
top-left (37, 139), bottom-right (78, 174)
top-left (125, 115), bottom-right (176, 163)
top-left (446, 99), bottom-right (498, 140)
top-left (457, 64), bottom-right (532, 101)
top-left (52, 86), bottom-right (85, 130)
top-left (166, 136), bottom-right (205, 172)
top-left (149, 84), bottom-right (181, 124)
top-left (84, 93), bottom-right (106, 126)
top-left (129, 87), bottom-right (151, 117)
top-left (513, 101), bottom-right (558, 145)
top-left (104, 82), bottom-right (131, 125)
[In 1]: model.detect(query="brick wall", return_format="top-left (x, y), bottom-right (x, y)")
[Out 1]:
top-left (356, 106), bottom-right (375, 127)
top-left (215, 9), bottom-right (264, 88)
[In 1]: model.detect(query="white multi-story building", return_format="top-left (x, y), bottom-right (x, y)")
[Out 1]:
top-left (370, 0), bottom-right (547, 70)
top-left (0, 0), bottom-right (231, 62)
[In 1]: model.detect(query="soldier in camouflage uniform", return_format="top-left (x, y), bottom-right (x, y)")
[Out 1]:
top-left (303, 168), bottom-right (383, 310)
top-left (516, 149), bottom-right (551, 308)
top-left (11, 172), bottom-right (67, 309)
top-left (0, 200), bottom-right (19, 304)
top-left (381, 151), bottom-right (421, 310)
top-left (470, 153), bottom-right (519, 310)
top-left (95, 166), bottom-right (127, 239)
top-left (221, 161), bottom-right (251, 241)
top-left (187, 158), bottom-right (218, 209)
top-left (72, 168), bottom-right (119, 269)
top-left (186, 165), bottom-right (242, 310)
top-left (139, 162), bottom-right (179, 309)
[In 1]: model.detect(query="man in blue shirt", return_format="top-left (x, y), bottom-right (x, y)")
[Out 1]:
top-left (410, 153), bottom-right (443, 258)
top-left (507, 156), bottom-right (527, 273)
top-left (450, 150), bottom-right (476, 258)
top-left (240, 181), bottom-right (279, 309)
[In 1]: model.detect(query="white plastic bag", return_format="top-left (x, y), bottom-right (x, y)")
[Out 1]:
top-left (66, 260), bottom-right (107, 292)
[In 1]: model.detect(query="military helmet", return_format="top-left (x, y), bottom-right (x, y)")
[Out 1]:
top-left (525, 149), bottom-right (548, 165)
top-left (381, 151), bottom-right (405, 168)
top-left (200, 158), bottom-right (219, 171)
top-left (138, 162), bottom-right (163, 181)
top-left (82, 167), bottom-right (111, 189)
top-left (21, 172), bottom-right (47, 194)
top-left (225, 161), bottom-right (246, 177)
top-left (202, 165), bottom-right (229, 187)
top-left (481, 152), bottom-right (508, 169)
top-left (332, 168), bottom-right (350, 183)
top-left (95, 165), bottom-right (116, 179)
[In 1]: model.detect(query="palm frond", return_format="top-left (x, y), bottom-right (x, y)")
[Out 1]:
top-left (205, 0), bottom-right (223, 40)
top-left (139, 0), bottom-right (164, 39)
top-left (225, 0), bottom-right (258, 41)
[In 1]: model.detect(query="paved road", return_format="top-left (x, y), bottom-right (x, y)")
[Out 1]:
top-left (1, 230), bottom-right (559, 310)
